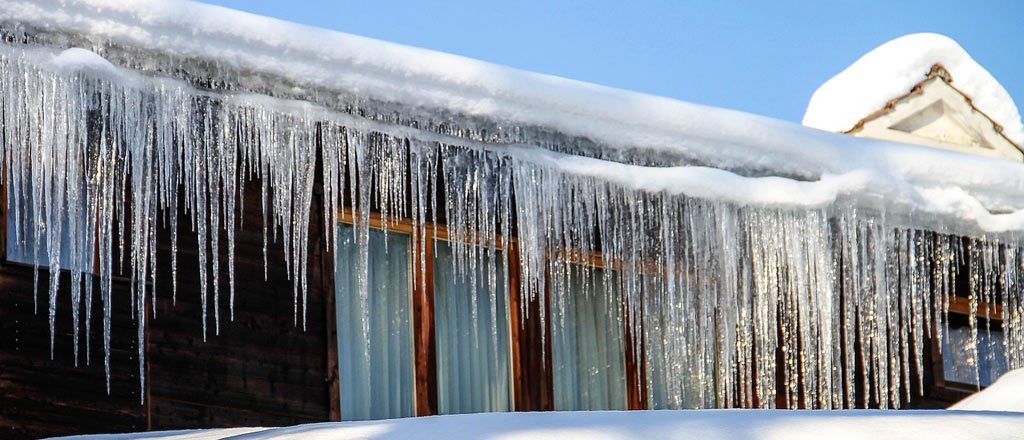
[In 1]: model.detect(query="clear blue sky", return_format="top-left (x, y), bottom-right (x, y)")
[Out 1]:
top-left (202, 0), bottom-right (1022, 124)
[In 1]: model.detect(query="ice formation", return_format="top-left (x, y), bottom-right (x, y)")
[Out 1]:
top-left (2, 1), bottom-right (1024, 411)
top-left (803, 33), bottom-right (1024, 145)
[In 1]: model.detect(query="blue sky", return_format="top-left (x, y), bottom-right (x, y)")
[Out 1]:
top-left (202, 0), bottom-right (1023, 124)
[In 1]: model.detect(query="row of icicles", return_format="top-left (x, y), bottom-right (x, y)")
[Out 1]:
top-left (1, 43), bottom-right (1021, 408)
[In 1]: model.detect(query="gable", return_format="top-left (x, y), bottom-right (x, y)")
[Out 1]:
top-left (888, 100), bottom-right (992, 148)
top-left (849, 72), bottom-right (1023, 162)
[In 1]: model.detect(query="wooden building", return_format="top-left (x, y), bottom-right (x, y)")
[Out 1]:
top-left (0, 5), bottom-right (1019, 440)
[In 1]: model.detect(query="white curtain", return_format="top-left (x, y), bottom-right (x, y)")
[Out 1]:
top-left (335, 224), bottom-right (415, 420)
top-left (643, 275), bottom-right (708, 409)
top-left (551, 265), bottom-right (628, 410)
top-left (433, 241), bottom-right (512, 414)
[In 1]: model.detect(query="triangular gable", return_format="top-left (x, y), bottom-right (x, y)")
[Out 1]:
top-left (847, 65), bottom-right (1023, 162)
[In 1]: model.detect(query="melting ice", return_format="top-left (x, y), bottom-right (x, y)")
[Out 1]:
top-left (1, 43), bottom-right (1023, 409)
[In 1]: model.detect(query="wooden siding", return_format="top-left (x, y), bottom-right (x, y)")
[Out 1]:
top-left (0, 267), bottom-right (146, 439)
top-left (0, 177), bottom-right (333, 438)
top-left (0, 154), bottom-right (985, 438)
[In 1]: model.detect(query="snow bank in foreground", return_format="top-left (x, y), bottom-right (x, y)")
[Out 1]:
top-left (803, 33), bottom-right (1024, 146)
top-left (951, 368), bottom-right (1024, 412)
top-left (55, 410), bottom-right (1024, 440)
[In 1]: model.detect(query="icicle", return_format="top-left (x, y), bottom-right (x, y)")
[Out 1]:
top-left (4, 41), bottom-right (1024, 410)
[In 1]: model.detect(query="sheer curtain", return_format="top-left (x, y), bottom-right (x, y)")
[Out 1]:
top-left (433, 241), bottom-right (512, 414)
top-left (551, 265), bottom-right (628, 410)
top-left (644, 290), bottom-right (706, 409)
top-left (335, 224), bottom-right (415, 420)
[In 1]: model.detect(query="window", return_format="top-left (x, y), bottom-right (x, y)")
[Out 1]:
top-left (334, 223), bottom-right (416, 420)
top-left (331, 210), bottom-right (644, 416)
top-left (940, 308), bottom-right (1008, 388)
top-left (644, 285), bottom-right (703, 409)
top-left (432, 240), bottom-right (513, 414)
top-left (550, 264), bottom-right (628, 410)
top-left (5, 177), bottom-right (92, 271)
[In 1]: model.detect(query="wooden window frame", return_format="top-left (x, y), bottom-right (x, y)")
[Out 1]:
top-left (327, 208), bottom-right (647, 418)
top-left (327, 211), bottom-right (647, 417)
top-left (329, 209), bottom-right (530, 418)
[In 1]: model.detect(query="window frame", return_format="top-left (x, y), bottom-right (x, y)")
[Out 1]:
top-left (930, 295), bottom-right (1006, 397)
top-left (327, 208), bottom-right (651, 418)
top-left (329, 209), bottom-right (528, 419)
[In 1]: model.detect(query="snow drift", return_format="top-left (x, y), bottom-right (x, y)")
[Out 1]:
top-left (951, 368), bottom-right (1024, 412)
top-left (54, 410), bottom-right (1024, 440)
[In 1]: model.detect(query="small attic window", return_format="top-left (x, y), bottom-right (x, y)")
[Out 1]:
top-left (889, 100), bottom-right (993, 149)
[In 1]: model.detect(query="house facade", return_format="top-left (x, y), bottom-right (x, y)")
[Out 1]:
top-left (0, 4), bottom-right (1022, 439)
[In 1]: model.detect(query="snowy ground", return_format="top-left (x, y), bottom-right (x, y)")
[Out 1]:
top-left (952, 368), bottom-right (1024, 412)
top-left (56, 369), bottom-right (1024, 439)
top-left (53, 409), bottom-right (1024, 440)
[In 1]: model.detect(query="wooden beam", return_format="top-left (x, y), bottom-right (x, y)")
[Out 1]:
top-left (948, 296), bottom-right (1003, 321)
top-left (508, 242), bottom-right (525, 411)
top-left (323, 237), bottom-right (340, 421)
top-left (624, 309), bottom-right (647, 410)
top-left (413, 236), bottom-right (437, 416)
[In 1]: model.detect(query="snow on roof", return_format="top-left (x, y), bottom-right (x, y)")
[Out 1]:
top-left (55, 409), bottom-right (1024, 440)
top-left (950, 368), bottom-right (1024, 412)
top-left (803, 33), bottom-right (1024, 146)
top-left (5, 2), bottom-right (1024, 234)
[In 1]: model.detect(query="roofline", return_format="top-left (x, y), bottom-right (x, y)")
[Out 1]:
top-left (845, 63), bottom-right (1023, 154)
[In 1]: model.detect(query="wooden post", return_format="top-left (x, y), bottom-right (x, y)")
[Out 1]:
top-left (413, 235), bottom-right (437, 415)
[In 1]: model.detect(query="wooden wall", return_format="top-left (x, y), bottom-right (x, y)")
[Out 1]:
top-left (0, 266), bottom-right (146, 438)
top-left (0, 177), bottom-right (334, 438)
top-left (0, 157), bottom-right (974, 438)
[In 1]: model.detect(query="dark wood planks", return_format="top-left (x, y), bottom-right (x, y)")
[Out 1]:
top-left (0, 265), bottom-right (146, 439)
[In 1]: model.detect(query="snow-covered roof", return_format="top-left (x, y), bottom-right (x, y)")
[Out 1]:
top-left (4, 1), bottom-right (1024, 234)
top-left (803, 33), bottom-right (1024, 146)
top-left (55, 409), bottom-right (1024, 440)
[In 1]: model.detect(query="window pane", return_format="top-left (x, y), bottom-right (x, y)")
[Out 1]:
top-left (942, 323), bottom-right (1008, 387)
top-left (551, 265), bottom-right (627, 410)
top-left (335, 224), bottom-right (415, 420)
top-left (433, 241), bottom-right (511, 414)
top-left (643, 292), bottom-right (705, 409)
